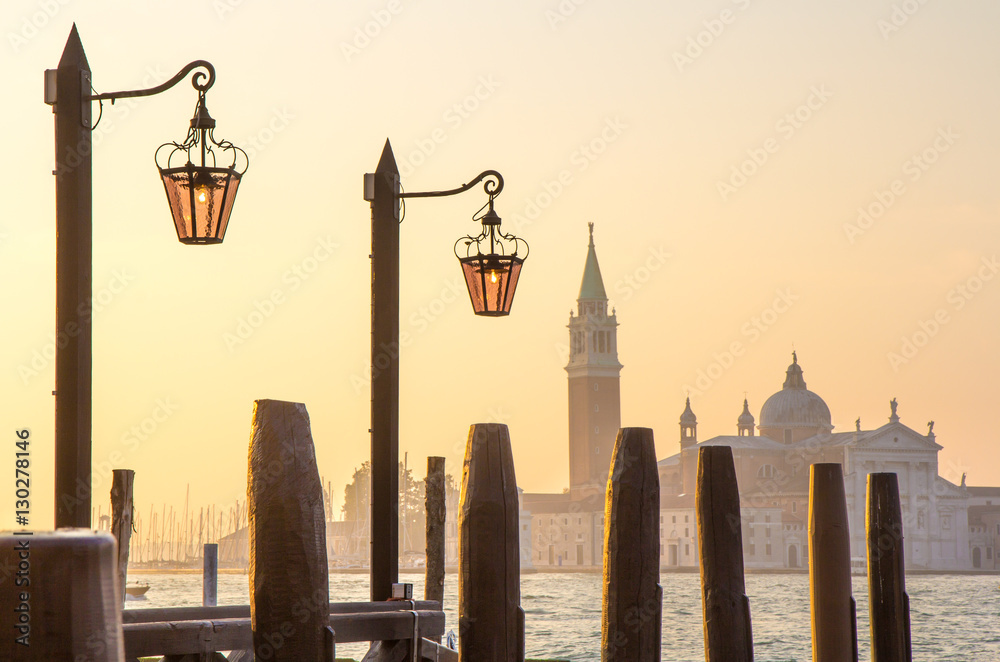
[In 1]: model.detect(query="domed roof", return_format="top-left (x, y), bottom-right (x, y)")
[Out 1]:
top-left (759, 353), bottom-right (832, 431)
top-left (738, 398), bottom-right (755, 426)
top-left (679, 397), bottom-right (697, 425)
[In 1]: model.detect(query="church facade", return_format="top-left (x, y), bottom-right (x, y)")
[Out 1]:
top-left (522, 224), bottom-right (992, 571)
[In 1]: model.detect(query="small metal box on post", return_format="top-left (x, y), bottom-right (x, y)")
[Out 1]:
top-left (458, 423), bottom-right (524, 661)
top-left (601, 427), bottom-right (661, 662)
top-left (696, 445), bottom-right (753, 662)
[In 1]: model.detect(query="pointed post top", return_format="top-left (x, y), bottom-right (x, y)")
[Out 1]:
top-left (588, 221), bottom-right (594, 247)
top-left (375, 138), bottom-right (398, 176)
top-left (59, 24), bottom-right (90, 70)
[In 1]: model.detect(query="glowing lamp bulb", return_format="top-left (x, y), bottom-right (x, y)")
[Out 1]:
top-left (197, 190), bottom-right (207, 203)
top-left (490, 270), bottom-right (498, 284)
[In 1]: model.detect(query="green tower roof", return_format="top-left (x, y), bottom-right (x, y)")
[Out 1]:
top-left (578, 222), bottom-right (607, 301)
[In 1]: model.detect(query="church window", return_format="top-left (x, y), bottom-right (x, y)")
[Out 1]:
top-left (599, 332), bottom-right (606, 353)
top-left (684, 515), bottom-right (689, 523)
top-left (784, 430), bottom-right (792, 443)
top-left (757, 465), bottom-right (776, 479)
top-left (594, 426), bottom-right (600, 434)
top-left (684, 528), bottom-right (689, 537)
top-left (660, 545), bottom-right (664, 556)
top-left (685, 544), bottom-right (690, 556)
top-left (594, 383), bottom-right (599, 392)
top-left (749, 543), bottom-right (756, 556)
top-left (766, 543), bottom-right (772, 556)
top-left (564, 534), bottom-right (568, 541)
top-left (942, 514), bottom-right (951, 530)
top-left (592, 332), bottom-right (597, 351)
top-left (766, 526), bottom-right (771, 538)
top-left (672, 516), bottom-right (676, 524)
top-left (792, 502), bottom-right (797, 513)
top-left (988, 548), bottom-right (993, 560)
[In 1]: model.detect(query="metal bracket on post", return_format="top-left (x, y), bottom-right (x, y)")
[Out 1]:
top-left (81, 70), bottom-right (91, 128)
top-left (409, 610), bottom-right (420, 662)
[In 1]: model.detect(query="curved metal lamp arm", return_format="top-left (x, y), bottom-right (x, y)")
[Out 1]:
top-left (399, 170), bottom-right (503, 200)
top-left (89, 60), bottom-right (215, 102)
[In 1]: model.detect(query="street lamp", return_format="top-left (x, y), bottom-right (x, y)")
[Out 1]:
top-left (363, 140), bottom-right (528, 600)
top-left (46, 26), bottom-right (247, 528)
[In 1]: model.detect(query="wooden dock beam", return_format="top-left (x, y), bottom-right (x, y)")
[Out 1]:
top-left (247, 399), bottom-right (330, 661)
top-left (458, 423), bottom-right (524, 661)
top-left (809, 463), bottom-right (858, 662)
top-left (601, 427), bottom-right (661, 662)
top-left (696, 445), bottom-right (753, 662)
top-left (866, 472), bottom-right (912, 662)
top-left (111, 468), bottom-right (135, 607)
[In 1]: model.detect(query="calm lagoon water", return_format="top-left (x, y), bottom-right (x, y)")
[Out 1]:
top-left (126, 571), bottom-right (1000, 661)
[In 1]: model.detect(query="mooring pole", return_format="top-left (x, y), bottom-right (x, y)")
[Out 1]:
top-left (203, 542), bottom-right (219, 607)
top-left (696, 445), bottom-right (753, 662)
top-left (601, 427), bottom-right (661, 662)
top-left (425, 456), bottom-right (447, 608)
top-left (368, 140), bottom-right (401, 602)
top-left (867, 472), bottom-right (912, 662)
top-left (51, 25), bottom-right (93, 529)
top-left (111, 469), bottom-right (135, 606)
top-left (809, 463), bottom-right (858, 662)
top-left (458, 423), bottom-right (524, 661)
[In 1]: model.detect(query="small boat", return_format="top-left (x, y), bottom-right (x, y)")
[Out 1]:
top-left (125, 583), bottom-right (150, 598)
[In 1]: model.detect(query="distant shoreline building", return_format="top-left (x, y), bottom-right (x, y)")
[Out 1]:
top-left (521, 224), bottom-right (996, 571)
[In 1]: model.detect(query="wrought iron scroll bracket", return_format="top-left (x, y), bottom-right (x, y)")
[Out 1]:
top-left (399, 170), bottom-right (503, 201)
top-left (88, 60), bottom-right (215, 103)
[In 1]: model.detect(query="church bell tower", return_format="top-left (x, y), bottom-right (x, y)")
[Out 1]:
top-left (566, 224), bottom-right (623, 498)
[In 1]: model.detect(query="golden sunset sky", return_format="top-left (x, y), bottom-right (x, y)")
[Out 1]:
top-left (2, 0), bottom-right (999, 529)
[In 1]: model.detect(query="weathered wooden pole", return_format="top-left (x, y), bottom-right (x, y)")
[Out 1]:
top-left (809, 463), bottom-right (858, 662)
top-left (111, 468), bottom-right (135, 606)
top-left (203, 543), bottom-right (219, 607)
top-left (247, 399), bottom-right (330, 661)
top-left (0, 530), bottom-right (124, 660)
top-left (425, 456), bottom-right (447, 607)
top-left (696, 445), bottom-right (753, 662)
top-left (368, 140), bottom-right (401, 602)
top-left (50, 25), bottom-right (94, 529)
top-left (601, 427), bottom-right (661, 662)
top-left (458, 423), bottom-right (524, 662)
top-left (867, 472), bottom-right (912, 662)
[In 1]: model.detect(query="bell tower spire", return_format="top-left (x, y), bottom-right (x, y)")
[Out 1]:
top-left (567, 224), bottom-right (622, 497)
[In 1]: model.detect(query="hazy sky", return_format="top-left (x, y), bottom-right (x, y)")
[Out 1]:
top-left (3, 0), bottom-right (999, 529)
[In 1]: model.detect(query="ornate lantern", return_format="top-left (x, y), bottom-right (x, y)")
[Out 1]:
top-left (455, 194), bottom-right (528, 316)
top-left (155, 82), bottom-right (247, 245)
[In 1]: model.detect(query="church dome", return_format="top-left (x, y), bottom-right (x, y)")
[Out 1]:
top-left (759, 353), bottom-right (832, 432)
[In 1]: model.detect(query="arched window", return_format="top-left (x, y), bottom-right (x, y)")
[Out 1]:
top-left (757, 464), bottom-right (776, 479)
